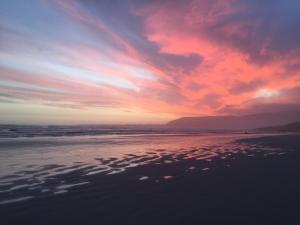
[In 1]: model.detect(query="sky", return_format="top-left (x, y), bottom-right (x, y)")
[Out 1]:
top-left (0, 0), bottom-right (300, 124)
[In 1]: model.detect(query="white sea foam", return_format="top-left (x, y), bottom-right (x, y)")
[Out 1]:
top-left (139, 176), bottom-right (149, 180)
top-left (56, 182), bottom-right (89, 190)
top-left (0, 196), bottom-right (33, 205)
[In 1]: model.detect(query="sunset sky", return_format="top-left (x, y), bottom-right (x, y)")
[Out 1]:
top-left (0, 0), bottom-right (300, 124)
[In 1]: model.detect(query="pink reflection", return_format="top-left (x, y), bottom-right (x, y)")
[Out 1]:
top-left (0, 132), bottom-right (287, 200)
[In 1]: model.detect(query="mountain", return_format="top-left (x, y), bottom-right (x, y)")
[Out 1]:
top-left (257, 121), bottom-right (300, 132)
top-left (166, 111), bottom-right (300, 130)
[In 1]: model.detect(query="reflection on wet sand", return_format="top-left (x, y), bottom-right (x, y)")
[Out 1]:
top-left (0, 133), bottom-right (289, 205)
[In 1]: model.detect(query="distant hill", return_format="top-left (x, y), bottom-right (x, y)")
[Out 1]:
top-left (166, 111), bottom-right (300, 130)
top-left (257, 121), bottom-right (300, 132)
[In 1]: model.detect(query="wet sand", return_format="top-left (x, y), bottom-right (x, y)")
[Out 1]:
top-left (1, 134), bottom-right (300, 225)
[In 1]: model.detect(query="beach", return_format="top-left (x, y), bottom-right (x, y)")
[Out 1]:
top-left (1, 0), bottom-right (300, 224)
top-left (0, 132), bottom-right (299, 225)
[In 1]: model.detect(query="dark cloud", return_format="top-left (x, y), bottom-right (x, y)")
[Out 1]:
top-left (279, 86), bottom-right (300, 103)
top-left (219, 103), bottom-right (300, 115)
top-left (220, 85), bottom-right (300, 115)
top-left (197, 93), bottom-right (222, 108)
top-left (198, 0), bottom-right (300, 64)
top-left (79, 0), bottom-right (203, 79)
top-left (284, 62), bottom-right (300, 74)
top-left (152, 52), bottom-right (203, 75)
top-left (0, 93), bottom-right (15, 98)
top-left (144, 0), bottom-right (300, 65)
top-left (229, 79), bottom-right (265, 95)
top-left (157, 84), bottom-right (187, 104)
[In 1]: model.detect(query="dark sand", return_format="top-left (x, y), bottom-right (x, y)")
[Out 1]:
top-left (1, 134), bottom-right (300, 225)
